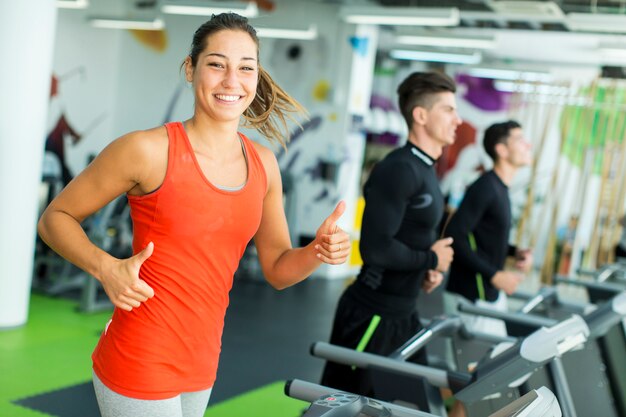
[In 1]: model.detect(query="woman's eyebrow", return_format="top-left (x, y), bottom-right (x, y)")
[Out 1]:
top-left (204, 52), bottom-right (257, 62)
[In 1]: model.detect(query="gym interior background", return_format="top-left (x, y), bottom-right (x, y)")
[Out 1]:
top-left (1, 0), bottom-right (626, 416)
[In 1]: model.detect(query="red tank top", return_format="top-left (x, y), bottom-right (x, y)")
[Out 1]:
top-left (92, 122), bottom-right (267, 399)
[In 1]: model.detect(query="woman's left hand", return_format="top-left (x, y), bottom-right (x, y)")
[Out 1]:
top-left (314, 201), bottom-right (351, 265)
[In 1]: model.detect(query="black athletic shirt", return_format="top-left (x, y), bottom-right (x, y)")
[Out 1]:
top-left (350, 142), bottom-right (443, 313)
top-left (445, 170), bottom-right (516, 302)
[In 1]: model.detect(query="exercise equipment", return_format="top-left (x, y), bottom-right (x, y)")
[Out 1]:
top-left (311, 314), bottom-right (588, 416)
top-left (79, 195), bottom-right (133, 312)
top-left (576, 263), bottom-right (626, 285)
top-left (32, 153), bottom-right (84, 296)
top-left (458, 290), bottom-right (625, 417)
top-left (33, 194), bottom-right (132, 313)
top-left (286, 379), bottom-right (562, 417)
top-left (551, 276), bottom-right (626, 416)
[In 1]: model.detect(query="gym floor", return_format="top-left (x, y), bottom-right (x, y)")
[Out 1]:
top-left (0, 276), bottom-right (349, 417)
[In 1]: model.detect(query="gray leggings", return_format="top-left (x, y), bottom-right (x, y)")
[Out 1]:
top-left (93, 372), bottom-right (212, 417)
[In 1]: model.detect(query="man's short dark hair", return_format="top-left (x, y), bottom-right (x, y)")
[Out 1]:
top-left (397, 71), bottom-right (456, 129)
top-left (483, 120), bottom-right (522, 162)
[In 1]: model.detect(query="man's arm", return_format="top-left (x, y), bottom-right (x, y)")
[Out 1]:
top-left (444, 180), bottom-right (497, 279)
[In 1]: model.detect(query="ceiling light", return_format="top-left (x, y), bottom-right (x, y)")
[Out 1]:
top-left (599, 44), bottom-right (626, 64)
top-left (465, 67), bottom-right (552, 82)
top-left (56, 0), bottom-right (88, 9)
top-left (390, 49), bottom-right (481, 65)
top-left (486, 1), bottom-right (564, 18)
top-left (494, 81), bottom-right (570, 95)
top-left (395, 34), bottom-right (496, 50)
top-left (89, 17), bottom-right (165, 30)
top-left (567, 13), bottom-right (626, 34)
top-left (340, 6), bottom-right (460, 27)
top-left (460, 10), bottom-right (565, 24)
top-left (161, 2), bottom-right (258, 18)
top-left (256, 25), bottom-right (318, 40)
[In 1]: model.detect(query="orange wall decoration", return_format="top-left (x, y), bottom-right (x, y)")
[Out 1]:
top-left (129, 29), bottom-right (168, 53)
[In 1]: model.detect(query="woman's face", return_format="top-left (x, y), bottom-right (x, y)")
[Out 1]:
top-left (187, 29), bottom-right (258, 124)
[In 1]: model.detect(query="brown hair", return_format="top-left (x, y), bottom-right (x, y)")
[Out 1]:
top-left (397, 71), bottom-right (456, 129)
top-left (186, 13), bottom-right (305, 147)
top-left (483, 120), bottom-right (521, 162)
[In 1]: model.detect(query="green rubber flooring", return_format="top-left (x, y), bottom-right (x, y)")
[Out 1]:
top-left (0, 295), bottom-right (110, 416)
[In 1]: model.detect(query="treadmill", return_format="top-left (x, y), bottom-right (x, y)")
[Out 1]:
top-left (458, 290), bottom-right (626, 417)
top-left (286, 379), bottom-right (562, 417)
top-left (310, 315), bottom-right (589, 416)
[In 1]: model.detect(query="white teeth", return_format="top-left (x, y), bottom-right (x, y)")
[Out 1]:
top-left (215, 94), bottom-right (240, 102)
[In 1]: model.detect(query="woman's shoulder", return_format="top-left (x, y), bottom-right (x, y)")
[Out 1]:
top-left (119, 125), bottom-right (168, 148)
top-left (95, 126), bottom-right (169, 175)
top-left (245, 135), bottom-right (278, 165)
top-left (107, 125), bottom-right (169, 160)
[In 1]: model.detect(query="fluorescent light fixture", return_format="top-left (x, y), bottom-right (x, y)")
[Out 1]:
top-left (567, 13), bottom-right (626, 34)
top-left (340, 6), bottom-right (460, 27)
top-left (390, 49), bottom-right (481, 65)
top-left (465, 67), bottom-right (552, 82)
top-left (600, 47), bottom-right (626, 56)
top-left (395, 34), bottom-right (495, 50)
top-left (486, 1), bottom-right (564, 18)
top-left (599, 44), bottom-right (626, 64)
top-left (460, 10), bottom-right (565, 24)
top-left (56, 0), bottom-right (88, 9)
top-left (89, 17), bottom-right (165, 30)
top-left (162, 2), bottom-right (258, 18)
top-left (256, 25), bottom-right (318, 40)
top-left (494, 81), bottom-right (570, 95)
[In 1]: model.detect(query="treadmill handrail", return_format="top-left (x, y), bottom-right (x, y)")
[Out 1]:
top-left (310, 342), bottom-right (454, 389)
top-left (612, 291), bottom-right (626, 315)
top-left (285, 379), bottom-right (439, 417)
top-left (518, 287), bottom-right (558, 314)
top-left (511, 288), bottom-right (591, 315)
top-left (460, 293), bottom-right (621, 341)
top-left (576, 264), bottom-right (622, 282)
top-left (390, 316), bottom-right (464, 360)
top-left (584, 292), bottom-right (626, 338)
top-left (457, 302), bottom-right (557, 328)
top-left (554, 275), bottom-right (624, 293)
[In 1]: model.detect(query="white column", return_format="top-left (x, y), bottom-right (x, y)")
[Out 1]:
top-left (0, 1), bottom-right (57, 328)
top-left (321, 23), bottom-right (379, 279)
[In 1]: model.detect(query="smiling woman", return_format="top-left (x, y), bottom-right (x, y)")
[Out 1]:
top-left (36, 12), bottom-right (352, 417)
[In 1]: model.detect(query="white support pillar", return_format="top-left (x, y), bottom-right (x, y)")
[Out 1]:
top-left (0, 1), bottom-right (57, 328)
top-left (321, 23), bottom-right (379, 279)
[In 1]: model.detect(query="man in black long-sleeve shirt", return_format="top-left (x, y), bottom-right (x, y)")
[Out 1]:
top-left (320, 71), bottom-right (461, 395)
top-left (445, 120), bottom-right (533, 332)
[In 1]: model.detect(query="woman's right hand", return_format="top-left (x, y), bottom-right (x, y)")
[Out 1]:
top-left (100, 242), bottom-right (155, 311)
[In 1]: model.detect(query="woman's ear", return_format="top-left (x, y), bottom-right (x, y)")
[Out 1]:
top-left (184, 56), bottom-right (194, 83)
